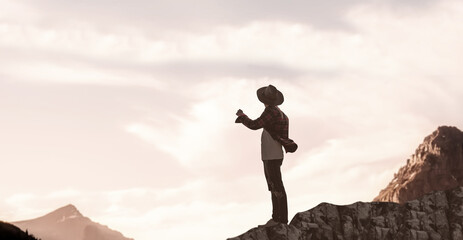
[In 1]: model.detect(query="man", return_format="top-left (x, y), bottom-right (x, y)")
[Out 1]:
top-left (235, 84), bottom-right (296, 226)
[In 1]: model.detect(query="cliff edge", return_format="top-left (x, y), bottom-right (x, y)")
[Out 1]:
top-left (229, 186), bottom-right (463, 240)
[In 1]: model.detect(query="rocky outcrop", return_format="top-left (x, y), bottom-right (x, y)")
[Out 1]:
top-left (228, 186), bottom-right (463, 240)
top-left (374, 126), bottom-right (463, 204)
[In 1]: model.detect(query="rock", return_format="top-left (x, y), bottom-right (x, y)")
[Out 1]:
top-left (374, 126), bottom-right (463, 204)
top-left (229, 126), bottom-right (463, 239)
top-left (228, 186), bottom-right (463, 240)
top-left (451, 223), bottom-right (462, 240)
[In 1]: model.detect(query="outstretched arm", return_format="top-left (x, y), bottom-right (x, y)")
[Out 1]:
top-left (235, 107), bottom-right (272, 130)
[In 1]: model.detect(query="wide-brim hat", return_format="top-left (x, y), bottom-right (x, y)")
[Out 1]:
top-left (257, 85), bottom-right (284, 106)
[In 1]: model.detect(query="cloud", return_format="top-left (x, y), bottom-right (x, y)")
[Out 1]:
top-left (348, 0), bottom-right (463, 76)
top-left (3, 0), bottom-right (460, 88)
top-left (46, 189), bottom-right (81, 199)
top-left (3, 1), bottom-right (456, 87)
top-left (125, 79), bottom-right (260, 168)
top-left (17, 0), bottom-right (361, 31)
top-left (5, 193), bottom-right (36, 206)
top-left (15, 0), bottom-right (444, 34)
top-left (0, 0), bottom-right (40, 23)
top-left (0, 21), bottom-right (307, 86)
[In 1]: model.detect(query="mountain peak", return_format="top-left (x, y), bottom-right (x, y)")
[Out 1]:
top-left (374, 125), bottom-right (463, 204)
top-left (13, 204), bottom-right (133, 240)
top-left (43, 204), bottom-right (84, 222)
top-left (425, 125), bottom-right (463, 149)
top-left (57, 204), bottom-right (79, 213)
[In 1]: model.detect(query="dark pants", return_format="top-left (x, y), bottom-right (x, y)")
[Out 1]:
top-left (263, 159), bottom-right (288, 224)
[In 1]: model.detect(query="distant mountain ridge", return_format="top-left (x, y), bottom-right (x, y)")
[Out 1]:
top-left (13, 204), bottom-right (133, 240)
top-left (374, 126), bottom-right (463, 204)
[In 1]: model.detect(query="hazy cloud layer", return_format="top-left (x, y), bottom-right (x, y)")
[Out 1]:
top-left (2, 0), bottom-right (442, 33)
top-left (13, 0), bottom-right (362, 31)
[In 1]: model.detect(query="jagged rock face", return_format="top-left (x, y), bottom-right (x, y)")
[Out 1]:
top-left (228, 186), bottom-right (463, 240)
top-left (374, 126), bottom-right (463, 204)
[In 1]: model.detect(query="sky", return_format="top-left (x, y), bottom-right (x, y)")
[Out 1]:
top-left (1, 0), bottom-right (462, 239)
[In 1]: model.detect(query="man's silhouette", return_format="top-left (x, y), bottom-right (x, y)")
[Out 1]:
top-left (235, 85), bottom-right (295, 226)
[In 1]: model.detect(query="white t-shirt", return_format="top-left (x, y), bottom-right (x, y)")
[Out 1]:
top-left (261, 129), bottom-right (284, 160)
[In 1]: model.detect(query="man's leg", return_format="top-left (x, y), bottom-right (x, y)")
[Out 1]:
top-left (271, 189), bottom-right (288, 224)
top-left (263, 159), bottom-right (288, 224)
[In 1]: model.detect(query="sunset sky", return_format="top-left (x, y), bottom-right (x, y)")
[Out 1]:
top-left (1, 0), bottom-right (463, 239)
